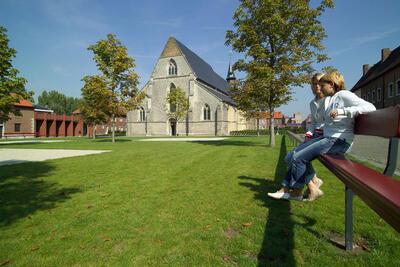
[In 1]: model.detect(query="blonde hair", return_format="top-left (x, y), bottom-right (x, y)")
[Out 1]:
top-left (311, 72), bottom-right (324, 83)
top-left (319, 71), bottom-right (345, 91)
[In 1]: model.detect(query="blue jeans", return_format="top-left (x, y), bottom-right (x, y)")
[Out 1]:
top-left (284, 130), bottom-right (325, 184)
top-left (282, 137), bottom-right (350, 189)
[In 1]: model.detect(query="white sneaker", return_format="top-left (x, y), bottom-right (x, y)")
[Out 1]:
top-left (267, 191), bottom-right (303, 201)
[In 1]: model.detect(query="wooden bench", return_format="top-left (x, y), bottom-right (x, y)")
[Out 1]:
top-left (286, 105), bottom-right (400, 250)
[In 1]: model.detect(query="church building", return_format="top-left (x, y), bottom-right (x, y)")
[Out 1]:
top-left (127, 37), bottom-right (248, 136)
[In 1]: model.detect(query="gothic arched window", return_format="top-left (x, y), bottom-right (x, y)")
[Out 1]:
top-left (169, 83), bottom-right (177, 112)
top-left (139, 107), bottom-right (146, 121)
top-left (203, 104), bottom-right (211, 120)
top-left (168, 59), bottom-right (177, 76)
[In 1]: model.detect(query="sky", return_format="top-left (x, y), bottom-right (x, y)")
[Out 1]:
top-left (1, 0), bottom-right (399, 118)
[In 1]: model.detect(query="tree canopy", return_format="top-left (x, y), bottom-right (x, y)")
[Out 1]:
top-left (86, 33), bottom-right (143, 143)
top-left (38, 90), bottom-right (81, 115)
top-left (226, 0), bottom-right (333, 146)
top-left (165, 87), bottom-right (189, 136)
top-left (80, 75), bottom-right (111, 138)
top-left (0, 26), bottom-right (31, 122)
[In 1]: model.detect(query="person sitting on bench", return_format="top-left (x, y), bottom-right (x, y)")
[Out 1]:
top-left (268, 70), bottom-right (376, 201)
top-left (285, 72), bottom-right (326, 198)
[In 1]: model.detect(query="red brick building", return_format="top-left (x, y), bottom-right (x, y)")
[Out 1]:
top-left (1, 99), bottom-right (35, 138)
top-left (72, 109), bottom-right (127, 137)
top-left (351, 46), bottom-right (400, 109)
top-left (0, 99), bottom-right (85, 138)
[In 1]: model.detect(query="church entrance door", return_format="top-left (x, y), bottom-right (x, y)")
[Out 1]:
top-left (169, 118), bottom-right (177, 136)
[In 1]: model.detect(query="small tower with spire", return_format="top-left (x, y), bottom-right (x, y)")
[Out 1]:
top-left (226, 53), bottom-right (236, 85)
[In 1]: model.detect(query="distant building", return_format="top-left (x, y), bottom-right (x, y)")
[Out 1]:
top-left (351, 46), bottom-right (400, 109)
top-left (0, 99), bottom-right (86, 138)
top-left (1, 99), bottom-right (35, 138)
top-left (287, 112), bottom-right (303, 124)
top-left (302, 115), bottom-right (312, 130)
top-left (73, 109), bottom-right (128, 136)
top-left (248, 111), bottom-right (284, 129)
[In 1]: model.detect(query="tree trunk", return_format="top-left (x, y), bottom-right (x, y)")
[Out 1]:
top-left (257, 118), bottom-right (260, 136)
top-left (269, 110), bottom-right (275, 147)
top-left (93, 124), bottom-right (96, 140)
top-left (111, 114), bottom-right (115, 143)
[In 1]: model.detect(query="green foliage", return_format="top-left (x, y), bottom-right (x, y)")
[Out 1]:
top-left (37, 90), bottom-right (81, 115)
top-left (80, 75), bottom-right (110, 126)
top-left (230, 129), bottom-right (271, 136)
top-left (165, 87), bottom-right (189, 122)
top-left (87, 33), bottom-right (144, 143)
top-left (0, 26), bottom-right (31, 122)
top-left (226, 0), bottom-right (334, 146)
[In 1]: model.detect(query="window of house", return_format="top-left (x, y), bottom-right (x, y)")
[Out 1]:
top-left (203, 104), bottom-right (211, 120)
top-left (388, 83), bottom-right (394, 97)
top-left (168, 59), bottom-right (177, 76)
top-left (139, 107), bottom-right (146, 122)
top-left (371, 90), bottom-right (376, 103)
top-left (14, 108), bottom-right (22, 116)
top-left (377, 88), bottom-right (382, 102)
top-left (397, 80), bottom-right (400, 96)
top-left (14, 123), bottom-right (21, 132)
top-left (367, 92), bottom-right (371, 102)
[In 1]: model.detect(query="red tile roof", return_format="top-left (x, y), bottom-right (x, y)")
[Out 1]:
top-left (15, 99), bottom-right (34, 108)
top-left (260, 111), bottom-right (283, 119)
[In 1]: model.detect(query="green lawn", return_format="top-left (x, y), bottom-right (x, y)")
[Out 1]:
top-left (0, 136), bottom-right (399, 266)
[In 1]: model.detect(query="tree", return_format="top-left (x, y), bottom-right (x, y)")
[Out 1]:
top-left (87, 34), bottom-right (143, 143)
top-left (165, 87), bottom-right (189, 136)
top-left (226, 0), bottom-right (334, 147)
top-left (0, 26), bottom-right (31, 122)
top-left (230, 79), bottom-right (266, 136)
top-left (38, 90), bottom-right (81, 115)
top-left (80, 75), bottom-right (111, 139)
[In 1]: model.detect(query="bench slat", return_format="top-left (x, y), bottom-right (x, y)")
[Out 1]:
top-left (319, 154), bottom-right (400, 233)
top-left (354, 105), bottom-right (400, 138)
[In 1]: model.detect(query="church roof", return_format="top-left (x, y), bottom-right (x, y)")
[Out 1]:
top-left (161, 37), bottom-right (235, 105)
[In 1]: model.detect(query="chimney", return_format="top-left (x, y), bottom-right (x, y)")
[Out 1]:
top-left (362, 64), bottom-right (370, 75)
top-left (381, 48), bottom-right (391, 62)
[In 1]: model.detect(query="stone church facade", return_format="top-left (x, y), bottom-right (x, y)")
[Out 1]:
top-left (127, 37), bottom-right (248, 136)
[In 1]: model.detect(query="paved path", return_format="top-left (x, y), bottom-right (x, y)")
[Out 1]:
top-left (139, 137), bottom-right (226, 142)
top-left (350, 135), bottom-right (399, 173)
top-left (0, 140), bottom-right (69, 145)
top-left (0, 149), bottom-right (110, 166)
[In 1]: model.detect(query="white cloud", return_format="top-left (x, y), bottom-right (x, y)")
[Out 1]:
top-left (38, 0), bottom-right (110, 32)
top-left (330, 28), bottom-right (399, 56)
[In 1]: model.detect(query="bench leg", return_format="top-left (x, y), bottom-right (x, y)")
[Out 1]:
top-left (345, 186), bottom-right (354, 250)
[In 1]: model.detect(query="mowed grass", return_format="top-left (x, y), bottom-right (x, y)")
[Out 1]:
top-left (0, 136), bottom-right (399, 266)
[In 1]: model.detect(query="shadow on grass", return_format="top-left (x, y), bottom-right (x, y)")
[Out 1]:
top-left (192, 138), bottom-right (267, 147)
top-left (0, 162), bottom-right (81, 227)
top-left (238, 135), bottom-right (296, 266)
top-left (91, 138), bottom-right (131, 143)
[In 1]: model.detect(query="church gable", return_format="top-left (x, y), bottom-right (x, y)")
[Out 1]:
top-left (160, 37), bottom-right (183, 58)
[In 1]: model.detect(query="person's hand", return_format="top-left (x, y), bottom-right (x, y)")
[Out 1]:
top-left (305, 131), bottom-right (313, 141)
top-left (330, 109), bottom-right (338, 118)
